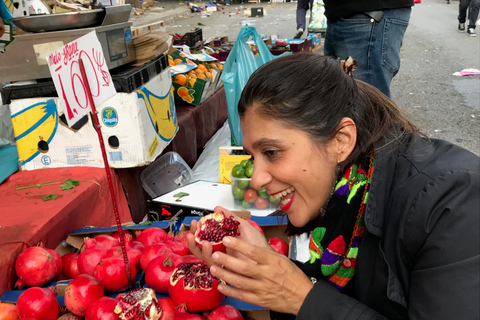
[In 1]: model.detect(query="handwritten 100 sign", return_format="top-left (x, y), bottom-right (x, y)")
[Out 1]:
top-left (48, 31), bottom-right (117, 127)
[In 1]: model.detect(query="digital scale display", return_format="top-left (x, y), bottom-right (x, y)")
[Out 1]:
top-left (105, 28), bottom-right (128, 62)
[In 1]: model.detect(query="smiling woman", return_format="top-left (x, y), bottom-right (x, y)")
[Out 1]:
top-left (186, 53), bottom-right (480, 320)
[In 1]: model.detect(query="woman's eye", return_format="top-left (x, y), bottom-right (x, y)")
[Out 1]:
top-left (263, 150), bottom-right (278, 158)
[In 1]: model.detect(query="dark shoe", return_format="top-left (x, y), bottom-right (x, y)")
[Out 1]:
top-left (458, 23), bottom-right (465, 32)
top-left (467, 28), bottom-right (476, 36)
top-left (294, 28), bottom-right (304, 39)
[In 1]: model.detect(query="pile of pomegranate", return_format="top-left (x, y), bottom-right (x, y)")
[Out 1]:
top-left (8, 213), bottom-right (288, 320)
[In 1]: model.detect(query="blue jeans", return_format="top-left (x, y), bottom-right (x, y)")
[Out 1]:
top-left (324, 8), bottom-right (411, 97)
top-left (296, 0), bottom-right (314, 30)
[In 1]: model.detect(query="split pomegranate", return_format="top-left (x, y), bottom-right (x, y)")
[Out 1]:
top-left (64, 274), bottom-right (105, 316)
top-left (15, 247), bottom-right (57, 287)
top-left (168, 261), bottom-right (225, 313)
top-left (135, 228), bottom-right (168, 247)
top-left (204, 305), bottom-right (244, 320)
top-left (268, 237), bottom-right (289, 256)
top-left (194, 212), bottom-right (240, 253)
top-left (62, 252), bottom-right (81, 279)
top-left (140, 243), bottom-right (174, 271)
top-left (84, 235), bottom-right (120, 251)
top-left (93, 257), bottom-right (136, 292)
top-left (156, 298), bottom-right (175, 320)
top-left (145, 253), bottom-right (184, 294)
top-left (78, 248), bottom-right (108, 276)
top-left (0, 302), bottom-right (18, 320)
top-left (45, 248), bottom-right (63, 279)
top-left (16, 287), bottom-right (60, 320)
top-left (85, 297), bottom-right (120, 320)
top-left (114, 288), bottom-right (162, 320)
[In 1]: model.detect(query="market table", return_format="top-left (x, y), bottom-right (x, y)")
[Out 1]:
top-left (0, 166), bottom-right (131, 296)
top-left (117, 86), bottom-right (228, 222)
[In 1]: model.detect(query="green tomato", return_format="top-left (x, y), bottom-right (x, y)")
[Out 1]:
top-left (231, 164), bottom-right (245, 178)
top-left (245, 166), bottom-right (253, 178)
top-left (258, 188), bottom-right (269, 199)
top-left (269, 195), bottom-right (281, 204)
top-left (242, 198), bottom-right (252, 209)
top-left (232, 185), bottom-right (246, 199)
top-left (236, 178), bottom-right (249, 189)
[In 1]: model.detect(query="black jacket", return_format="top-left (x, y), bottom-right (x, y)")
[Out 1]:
top-left (323, 0), bottom-right (414, 21)
top-left (296, 136), bottom-right (480, 319)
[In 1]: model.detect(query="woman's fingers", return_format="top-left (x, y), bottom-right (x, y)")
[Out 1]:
top-left (221, 236), bottom-right (273, 265)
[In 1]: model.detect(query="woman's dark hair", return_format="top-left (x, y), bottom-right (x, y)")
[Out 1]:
top-left (238, 52), bottom-right (421, 235)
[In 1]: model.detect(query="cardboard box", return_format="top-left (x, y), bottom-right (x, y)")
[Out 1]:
top-left (219, 146), bottom-right (251, 184)
top-left (9, 69), bottom-right (178, 170)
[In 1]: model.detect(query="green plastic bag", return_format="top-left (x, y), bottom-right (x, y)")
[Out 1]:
top-left (221, 25), bottom-right (290, 146)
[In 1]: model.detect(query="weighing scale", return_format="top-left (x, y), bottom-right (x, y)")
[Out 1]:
top-left (0, 4), bottom-right (136, 83)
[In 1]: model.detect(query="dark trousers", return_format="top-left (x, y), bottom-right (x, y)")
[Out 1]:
top-left (296, 0), bottom-right (314, 30)
top-left (459, 0), bottom-right (480, 28)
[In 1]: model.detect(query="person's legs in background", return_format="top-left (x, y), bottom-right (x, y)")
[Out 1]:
top-left (295, 0), bottom-right (310, 38)
top-left (467, 0), bottom-right (480, 35)
top-left (324, 8), bottom-right (411, 98)
top-left (458, 0), bottom-right (471, 31)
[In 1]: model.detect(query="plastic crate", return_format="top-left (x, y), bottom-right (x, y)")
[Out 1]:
top-left (173, 28), bottom-right (203, 48)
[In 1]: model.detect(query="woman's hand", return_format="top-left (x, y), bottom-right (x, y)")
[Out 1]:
top-left (209, 236), bottom-right (314, 315)
top-left (186, 206), bottom-right (271, 266)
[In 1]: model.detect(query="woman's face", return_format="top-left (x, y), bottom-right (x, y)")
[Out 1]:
top-left (241, 108), bottom-right (339, 227)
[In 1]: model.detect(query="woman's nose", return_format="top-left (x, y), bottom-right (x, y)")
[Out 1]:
top-left (250, 164), bottom-right (272, 191)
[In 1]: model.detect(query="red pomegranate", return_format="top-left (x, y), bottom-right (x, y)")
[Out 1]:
top-left (57, 313), bottom-right (84, 320)
top-left (204, 305), bottom-right (243, 320)
top-left (62, 253), bottom-right (81, 279)
top-left (15, 247), bottom-right (57, 287)
top-left (93, 257), bottom-right (136, 292)
top-left (163, 239), bottom-right (189, 256)
top-left (182, 255), bottom-right (202, 263)
top-left (45, 248), bottom-right (63, 279)
top-left (16, 287), bottom-right (60, 320)
top-left (0, 302), bottom-right (18, 320)
top-left (114, 288), bottom-right (162, 320)
top-left (174, 231), bottom-right (190, 250)
top-left (246, 219), bottom-right (265, 236)
top-left (268, 237), bottom-right (289, 256)
top-left (168, 261), bottom-right (224, 313)
top-left (135, 228), bottom-right (168, 247)
top-left (140, 243), bottom-right (174, 271)
top-left (157, 298), bottom-right (175, 320)
top-left (105, 246), bottom-right (142, 272)
top-left (110, 230), bottom-right (134, 242)
top-left (84, 235), bottom-right (119, 251)
top-left (85, 296), bottom-right (120, 320)
top-left (145, 253), bottom-right (184, 294)
top-left (173, 304), bottom-right (205, 320)
top-left (194, 212), bottom-right (240, 253)
top-left (64, 274), bottom-right (105, 316)
top-left (129, 241), bottom-right (146, 253)
top-left (77, 248), bottom-right (107, 276)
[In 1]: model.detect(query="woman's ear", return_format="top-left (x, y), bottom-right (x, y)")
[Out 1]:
top-left (334, 117), bottom-right (357, 162)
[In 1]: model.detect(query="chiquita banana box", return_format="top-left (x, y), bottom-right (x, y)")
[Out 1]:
top-left (9, 69), bottom-right (178, 170)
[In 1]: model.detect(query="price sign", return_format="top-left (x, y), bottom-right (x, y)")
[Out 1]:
top-left (47, 31), bottom-right (117, 127)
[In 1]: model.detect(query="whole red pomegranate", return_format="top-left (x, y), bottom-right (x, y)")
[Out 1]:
top-left (15, 247), bottom-right (57, 287)
top-left (84, 234), bottom-right (119, 251)
top-left (105, 246), bottom-right (142, 272)
top-left (157, 298), bottom-right (175, 320)
top-left (114, 288), bottom-right (161, 320)
top-left (16, 287), bottom-right (59, 320)
top-left (62, 252), bottom-right (81, 279)
top-left (64, 274), bottom-right (105, 316)
top-left (135, 227), bottom-right (168, 247)
top-left (57, 313), bottom-right (83, 320)
top-left (0, 302), bottom-right (18, 320)
top-left (45, 248), bottom-right (63, 279)
top-left (162, 239), bottom-right (188, 256)
top-left (93, 257), bottom-right (136, 292)
top-left (77, 248), bottom-right (107, 276)
top-left (168, 261), bottom-right (224, 313)
top-left (246, 219), bottom-right (265, 236)
top-left (129, 241), bottom-right (146, 253)
top-left (145, 253), bottom-right (183, 294)
top-left (140, 243), bottom-right (174, 271)
top-left (85, 296), bottom-right (120, 320)
top-left (204, 305), bottom-right (243, 320)
top-left (194, 212), bottom-right (240, 253)
top-left (173, 304), bottom-right (205, 320)
top-left (268, 237), bottom-right (289, 256)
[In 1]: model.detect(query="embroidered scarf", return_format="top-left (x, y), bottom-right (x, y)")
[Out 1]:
top-left (308, 153), bottom-right (375, 292)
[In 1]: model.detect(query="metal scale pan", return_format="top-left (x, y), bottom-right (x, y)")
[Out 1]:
top-left (10, 9), bottom-right (106, 33)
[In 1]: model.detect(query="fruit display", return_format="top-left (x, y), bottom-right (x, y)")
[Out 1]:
top-left (230, 158), bottom-right (281, 210)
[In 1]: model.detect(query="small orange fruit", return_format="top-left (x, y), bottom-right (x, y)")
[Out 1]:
top-left (187, 78), bottom-right (196, 87)
top-left (174, 74), bottom-right (187, 86)
top-left (197, 73), bottom-right (206, 80)
top-left (205, 71), bottom-right (212, 80)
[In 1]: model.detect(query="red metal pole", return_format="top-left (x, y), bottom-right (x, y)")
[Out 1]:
top-left (78, 58), bottom-right (132, 289)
